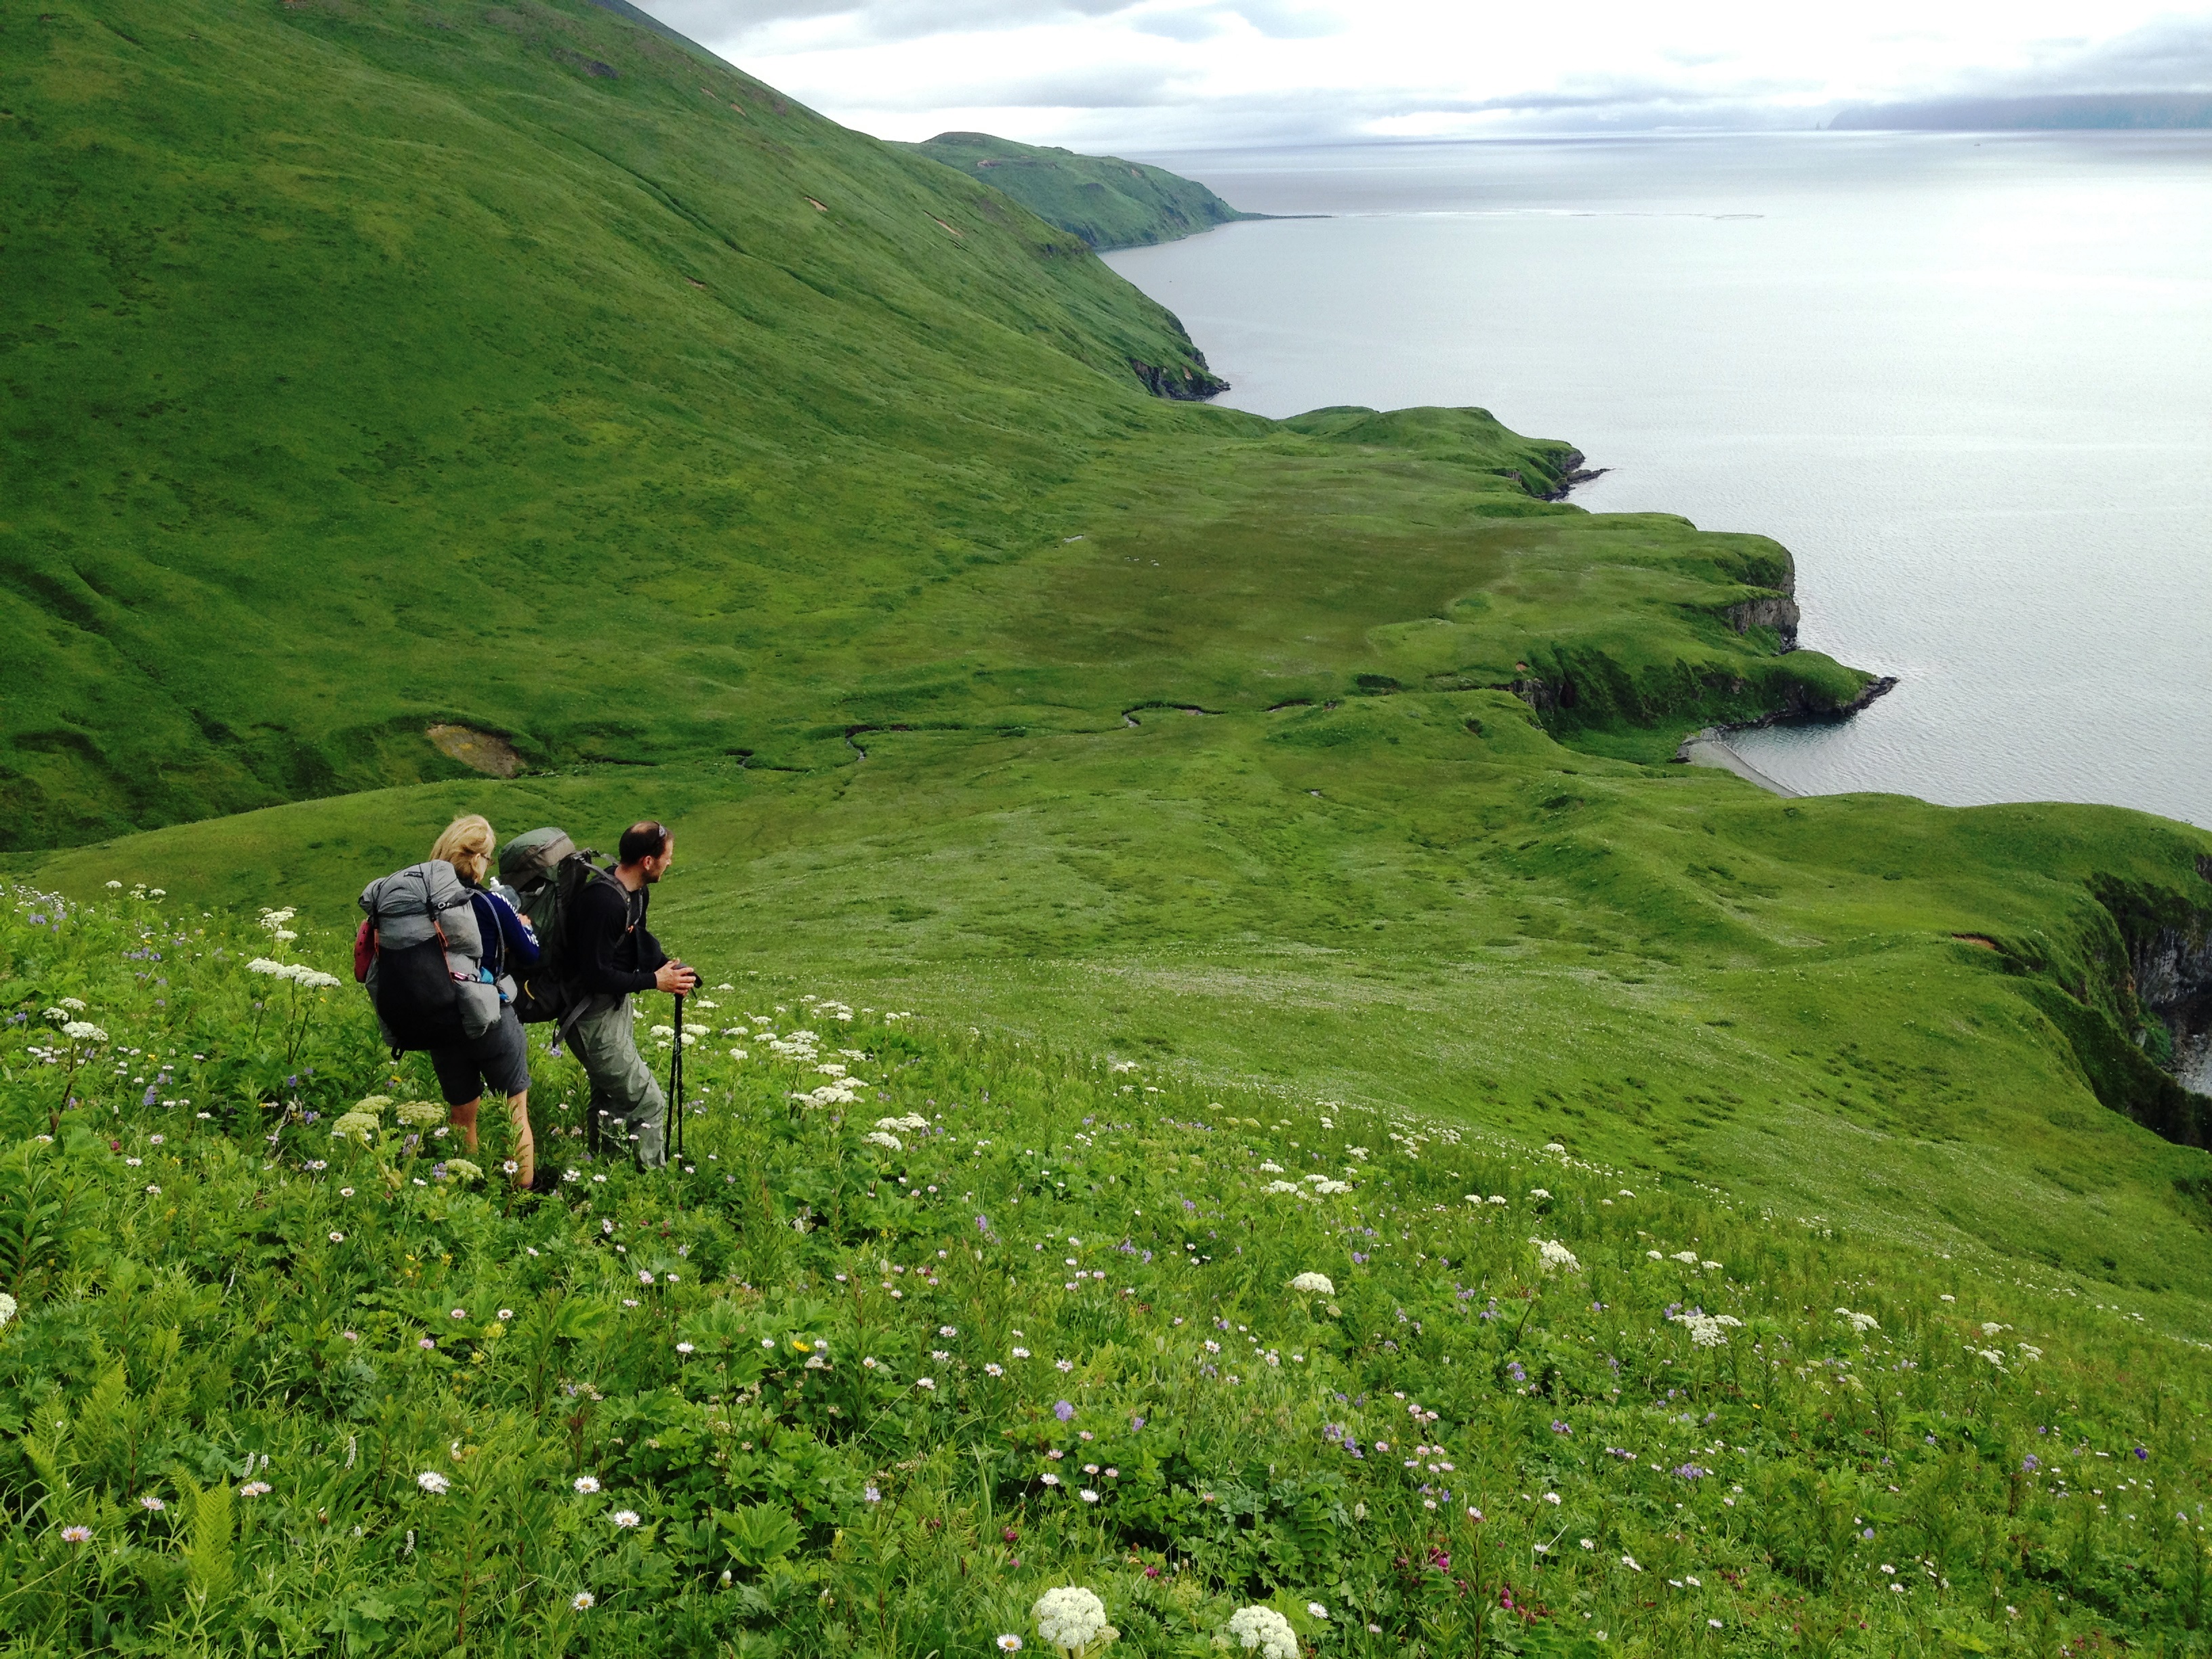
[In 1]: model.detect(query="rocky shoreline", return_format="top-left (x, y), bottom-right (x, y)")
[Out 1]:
top-left (1541, 448), bottom-right (1611, 498)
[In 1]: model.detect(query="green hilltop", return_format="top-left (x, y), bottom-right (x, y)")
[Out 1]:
top-left (906, 129), bottom-right (1267, 253)
top-left (5, 0), bottom-right (2212, 1361)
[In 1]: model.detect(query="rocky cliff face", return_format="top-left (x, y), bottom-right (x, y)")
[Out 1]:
top-left (1724, 595), bottom-right (1801, 651)
top-left (2131, 919), bottom-right (2212, 1095)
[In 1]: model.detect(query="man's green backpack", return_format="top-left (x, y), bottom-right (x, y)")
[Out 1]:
top-left (496, 827), bottom-right (612, 1024)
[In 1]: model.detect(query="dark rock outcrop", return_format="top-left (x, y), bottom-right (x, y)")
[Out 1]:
top-left (2130, 920), bottom-right (2212, 1099)
top-left (1130, 358), bottom-right (1228, 401)
top-left (1723, 594), bottom-right (1801, 651)
top-left (1537, 450), bottom-right (1612, 499)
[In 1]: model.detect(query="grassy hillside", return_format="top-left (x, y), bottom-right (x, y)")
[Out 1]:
top-left (0, 0), bottom-right (1227, 844)
top-left (5, 0), bottom-right (2212, 1580)
top-left (2, 892), bottom-right (2208, 1656)
top-left (909, 131), bottom-right (1264, 253)
top-left (0, 0), bottom-right (1866, 851)
top-left (33, 700), bottom-right (2212, 1322)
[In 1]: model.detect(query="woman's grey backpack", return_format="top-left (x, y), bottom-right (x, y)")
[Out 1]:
top-left (358, 861), bottom-right (502, 1053)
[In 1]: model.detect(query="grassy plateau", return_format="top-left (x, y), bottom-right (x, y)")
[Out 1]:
top-left (3, 0), bottom-right (2212, 1651)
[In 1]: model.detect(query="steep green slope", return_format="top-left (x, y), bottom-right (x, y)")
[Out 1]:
top-left (7, 0), bottom-right (2212, 1349)
top-left (0, 0), bottom-right (1224, 844)
top-left (909, 129), bottom-right (1263, 251)
top-left (0, 0), bottom-right (1851, 850)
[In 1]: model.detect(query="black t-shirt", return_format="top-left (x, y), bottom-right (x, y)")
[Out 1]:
top-left (571, 872), bottom-right (668, 997)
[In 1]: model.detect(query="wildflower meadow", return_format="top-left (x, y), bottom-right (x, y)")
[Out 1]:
top-left (0, 884), bottom-right (2207, 1657)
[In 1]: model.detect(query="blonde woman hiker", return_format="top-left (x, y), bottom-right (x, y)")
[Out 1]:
top-left (426, 814), bottom-right (541, 1187)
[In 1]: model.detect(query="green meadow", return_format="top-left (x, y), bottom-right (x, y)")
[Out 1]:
top-left (4, 0), bottom-right (2212, 1647)
top-left (1, 893), bottom-right (2207, 1656)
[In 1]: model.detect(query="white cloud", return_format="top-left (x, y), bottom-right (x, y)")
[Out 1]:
top-left (624, 1), bottom-right (2212, 145)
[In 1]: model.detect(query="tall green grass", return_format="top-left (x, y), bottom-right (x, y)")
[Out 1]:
top-left (3, 889), bottom-right (2207, 1656)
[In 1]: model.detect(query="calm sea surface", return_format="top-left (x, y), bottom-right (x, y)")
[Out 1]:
top-left (1104, 135), bottom-right (2212, 829)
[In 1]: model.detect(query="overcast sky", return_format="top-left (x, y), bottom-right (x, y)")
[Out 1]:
top-left (629, 1), bottom-right (2212, 149)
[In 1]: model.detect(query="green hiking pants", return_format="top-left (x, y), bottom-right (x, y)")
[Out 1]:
top-left (570, 996), bottom-right (665, 1168)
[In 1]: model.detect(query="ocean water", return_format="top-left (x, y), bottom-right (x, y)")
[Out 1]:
top-left (1104, 134), bottom-right (2212, 829)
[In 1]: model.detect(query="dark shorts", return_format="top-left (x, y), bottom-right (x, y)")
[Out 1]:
top-left (429, 1006), bottom-right (531, 1105)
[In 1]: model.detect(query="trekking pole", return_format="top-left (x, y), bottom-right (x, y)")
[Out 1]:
top-left (667, 991), bottom-right (687, 1167)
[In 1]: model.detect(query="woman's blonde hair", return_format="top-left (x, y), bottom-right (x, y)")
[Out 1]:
top-left (430, 814), bottom-right (495, 882)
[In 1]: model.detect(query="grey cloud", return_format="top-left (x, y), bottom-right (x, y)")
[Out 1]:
top-left (1130, 10), bottom-right (1225, 43)
top-left (855, 62), bottom-right (1186, 108)
top-left (1130, 1), bottom-right (1340, 42)
top-left (638, 0), bottom-right (1145, 46)
top-left (1825, 13), bottom-right (2212, 103)
top-left (623, 0), bottom-right (2212, 150)
top-left (1996, 14), bottom-right (2212, 93)
top-left (1018, 70), bottom-right (1847, 151)
top-left (638, 0), bottom-right (1339, 47)
top-left (1221, 0), bottom-right (1343, 39)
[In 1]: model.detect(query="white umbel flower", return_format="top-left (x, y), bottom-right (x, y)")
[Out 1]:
top-left (330, 1110), bottom-right (381, 1143)
top-left (1836, 1308), bottom-right (1880, 1334)
top-left (415, 1471), bottom-right (451, 1494)
top-left (1288, 1273), bottom-right (1334, 1295)
top-left (1226, 1605), bottom-right (1298, 1658)
top-left (1679, 1311), bottom-right (1740, 1348)
top-left (1531, 1238), bottom-right (1580, 1275)
top-left (1032, 1584), bottom-right (1113, 1654)
top-left (0, 1292), bottom-right (18, 1328)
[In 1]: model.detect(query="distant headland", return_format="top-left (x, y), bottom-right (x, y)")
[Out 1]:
top-left (904, 131), bottom-right (1280, 251)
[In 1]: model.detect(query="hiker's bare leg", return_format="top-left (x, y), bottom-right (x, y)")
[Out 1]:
top-left (449, 1097), bottom-right (480, 1151)
top-left (507, 1091), bottom-right (534, 1187)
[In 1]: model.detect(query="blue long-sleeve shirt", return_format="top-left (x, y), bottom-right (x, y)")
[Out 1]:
top-left (468, 884), bottom-right (539, 987)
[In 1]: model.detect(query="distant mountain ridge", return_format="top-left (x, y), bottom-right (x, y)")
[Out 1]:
top-left (907, 131), bottom-right (1265, 251)
top-left (1830, 91), bottom-right (2212, 130)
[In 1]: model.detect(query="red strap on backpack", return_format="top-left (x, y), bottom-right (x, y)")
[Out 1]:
top-left (353, 918), bottom-right (377, 983)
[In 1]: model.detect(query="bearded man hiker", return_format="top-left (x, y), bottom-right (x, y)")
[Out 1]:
top-left (566, 820), bottom-right (698, 1168)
